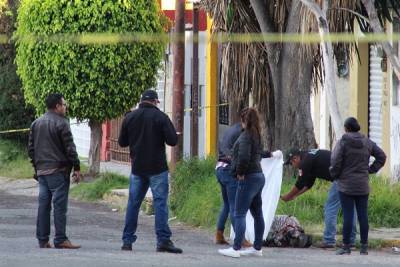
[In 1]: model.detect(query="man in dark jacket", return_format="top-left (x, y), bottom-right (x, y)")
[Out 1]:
top-left (119, 89), bottom-right (182, 253)
top-left (28, 93), bottom-right (81, 249)
top-left (281, 149), bottom-right (356, 248)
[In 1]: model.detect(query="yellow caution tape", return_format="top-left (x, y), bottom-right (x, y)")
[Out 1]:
top-left (0, 128), bottom-right (29, 134)
top-left (0, 103), bottom-right (229, 134)
top-left (1, 32), bottom-right (400, 45)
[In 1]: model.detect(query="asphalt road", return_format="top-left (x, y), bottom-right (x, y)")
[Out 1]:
top-left (1, 188), bottom-right (400, 267)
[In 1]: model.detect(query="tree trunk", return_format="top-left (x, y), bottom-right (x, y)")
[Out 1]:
top-left (275, 1), bottom-right (317, 150)
top-left (300, 0), bottom-right (345, 140)
top-left (88, 120), bottom-right (102, 176)
top-left (250, 0), bottom-right (317, 151)
top-left (361, 0), bottom-right (400, 80)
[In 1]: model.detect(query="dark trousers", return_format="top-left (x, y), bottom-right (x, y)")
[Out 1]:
top-left (233, 172), bottom-right (265, 251)
top-left (339, 192), bottom-right (369, 245)
top-left (37, 172), bottom-right (70, 245)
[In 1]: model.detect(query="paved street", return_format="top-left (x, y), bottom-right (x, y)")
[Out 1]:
top-left (1, 181), bottom-right (400, 267)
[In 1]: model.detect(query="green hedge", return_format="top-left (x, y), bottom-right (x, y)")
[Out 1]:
top-left (171, 157), bottom-right (400, 229)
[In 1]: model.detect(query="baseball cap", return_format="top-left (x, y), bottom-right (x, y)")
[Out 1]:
top-left (140, 89), bottom-right (160, 103)
top-left (284, 148), bottom-right (301, 165)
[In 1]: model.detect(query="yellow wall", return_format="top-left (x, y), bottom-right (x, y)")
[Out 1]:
top-left (205, 17), bottom-right (217, 156)
top-left (349, 42), bottom-right (369, 136)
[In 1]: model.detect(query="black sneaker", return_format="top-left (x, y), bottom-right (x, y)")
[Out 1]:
top-left (121, 243), bottom-right (132, 251)
top-left (360, 244), bottom-right (368, 255)
top-left (336, 245), bottom-right (351, 255)
top-left (157, 240), bottom-right (183, 254)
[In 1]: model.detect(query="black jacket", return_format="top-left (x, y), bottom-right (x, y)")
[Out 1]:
top-left (28, 111), bottom-right (80, 173)
top-left (330, 132), bottom-right (386, 195)
top-left (230, 131), bottom-right (263, 176)
top-left (218, 123), bottom-right (242, 163)
top-left (295, 149), bottom-right (333, 190)
top-left (118, 102), bottom-right (178, 176)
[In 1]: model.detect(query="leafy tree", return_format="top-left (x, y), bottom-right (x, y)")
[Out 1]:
top-left (15, 0), bottom-right (165, 175)
top-left (0, 0), bottom-right (35, 142)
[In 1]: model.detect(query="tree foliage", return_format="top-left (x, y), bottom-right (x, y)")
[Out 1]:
top-left (15, 0), bottom-right (165, 122)
top-left (0, 0), bottom-right (35, 137)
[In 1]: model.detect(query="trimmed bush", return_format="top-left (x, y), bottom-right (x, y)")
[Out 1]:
top-left (15, 0), bottom-right (165, 122)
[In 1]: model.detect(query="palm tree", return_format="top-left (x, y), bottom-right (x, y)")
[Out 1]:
top-left (201, 0), bottom-right (400, 151)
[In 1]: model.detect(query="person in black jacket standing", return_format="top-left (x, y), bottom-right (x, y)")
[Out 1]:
top-left (119, 89), bottom-right (182, 254)
top-left (218, 108), bottom-right (266, 258)
top-left (28, 93), bottom-right (81, 249)
top-left (331, 117), bottom-right (386, 255)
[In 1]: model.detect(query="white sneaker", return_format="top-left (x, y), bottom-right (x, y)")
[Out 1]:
top-left (239, 247), bottom-right (263, 257)
top-left (218, 247), bottom-right (240, 258)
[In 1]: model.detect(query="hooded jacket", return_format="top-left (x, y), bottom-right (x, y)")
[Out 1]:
top-left (330, 132), bottom-right (386, 195)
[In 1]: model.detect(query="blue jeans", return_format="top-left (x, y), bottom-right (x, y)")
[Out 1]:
top-left (339, 192), bottom-right (369, 245)
top-left (122, 171), bottom-right (172, 246)
top-left (216, 166), bottom-right (238, 231)
top-left (37, 172), bottom-right (70, 246)
top-left (324, 182), bottom-right (356, 245)
top-left (233, 172), bottom-right (265, 251)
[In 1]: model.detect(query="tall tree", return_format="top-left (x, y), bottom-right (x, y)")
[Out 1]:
top-left (15, 0), bottom-right (165, 175)
top-left (202, 0), bottom-right (400, 150)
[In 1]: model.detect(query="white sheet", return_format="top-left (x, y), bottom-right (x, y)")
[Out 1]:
top-left (230, 150), bottom-right (283, 242)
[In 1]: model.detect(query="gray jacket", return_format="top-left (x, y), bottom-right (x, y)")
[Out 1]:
top-left (330, 132), bottom-right (386, 195)
top-left (28, 111), bottom-right (80, 173)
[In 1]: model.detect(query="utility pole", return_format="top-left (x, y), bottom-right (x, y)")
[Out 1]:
top-left (171, 0), bottom-right (185, 168)
top-left (191, 2), bottom-right (199, 157)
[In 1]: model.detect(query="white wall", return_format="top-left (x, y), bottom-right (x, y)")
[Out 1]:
top-left (70, 119), bottom-right (90, 158)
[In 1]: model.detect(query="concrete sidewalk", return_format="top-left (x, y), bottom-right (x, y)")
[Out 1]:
top-left (100, 161), bottom-right (131, 177)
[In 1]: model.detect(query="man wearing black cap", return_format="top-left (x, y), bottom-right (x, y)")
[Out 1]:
top-left (280, 148), bottom-right (356, 248)
top-left (118, 89), bottom-right (182, 253)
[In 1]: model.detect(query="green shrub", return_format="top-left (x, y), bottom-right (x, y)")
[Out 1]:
top-left (70, 172), bottom-right (129, 201)
top-left (170, 157), bottom-right (221, 228)
top-left (171, 158), bottom-right (400, 229)
top-left (15, 0), bottom-right (165, 122)
top-left (0, 138), bottom-right (33, 178)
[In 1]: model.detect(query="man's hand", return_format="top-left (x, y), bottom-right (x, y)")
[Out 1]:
top-left (280, 194), bottom-right (291, 202)
top-left (72, 171), bottom-right (81, 184)
top-left (237, 174), bottom-right (245, 181)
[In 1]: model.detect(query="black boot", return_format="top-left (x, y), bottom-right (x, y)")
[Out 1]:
top-left (336, 244), bottom-right (351, 255)
top-left (157, 240), bottom-right (183, 254)
top-left (360, 243), bottom-right (368, 255)
top-left (121, 243), bottom-right (132, 251)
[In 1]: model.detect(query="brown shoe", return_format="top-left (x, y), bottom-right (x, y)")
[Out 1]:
top-left (215, 230), bottom-right (229, 245)
top-left (314, 241), bottom-right (335, 249)
top-left (39, 242), bottom-right (52, 249)
top-left (242, 239), bottom-right (253, 248)
top-left (55, 240), bottom-right (81, 249)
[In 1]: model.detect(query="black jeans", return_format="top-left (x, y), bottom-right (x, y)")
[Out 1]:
top-left (339, 192), bottom-right (369, 245)
top-left (37, 172), bottom-right (70, 245)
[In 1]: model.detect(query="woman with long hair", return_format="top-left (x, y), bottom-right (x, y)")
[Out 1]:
top-left (218, 107), bottom-right (266, 258)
